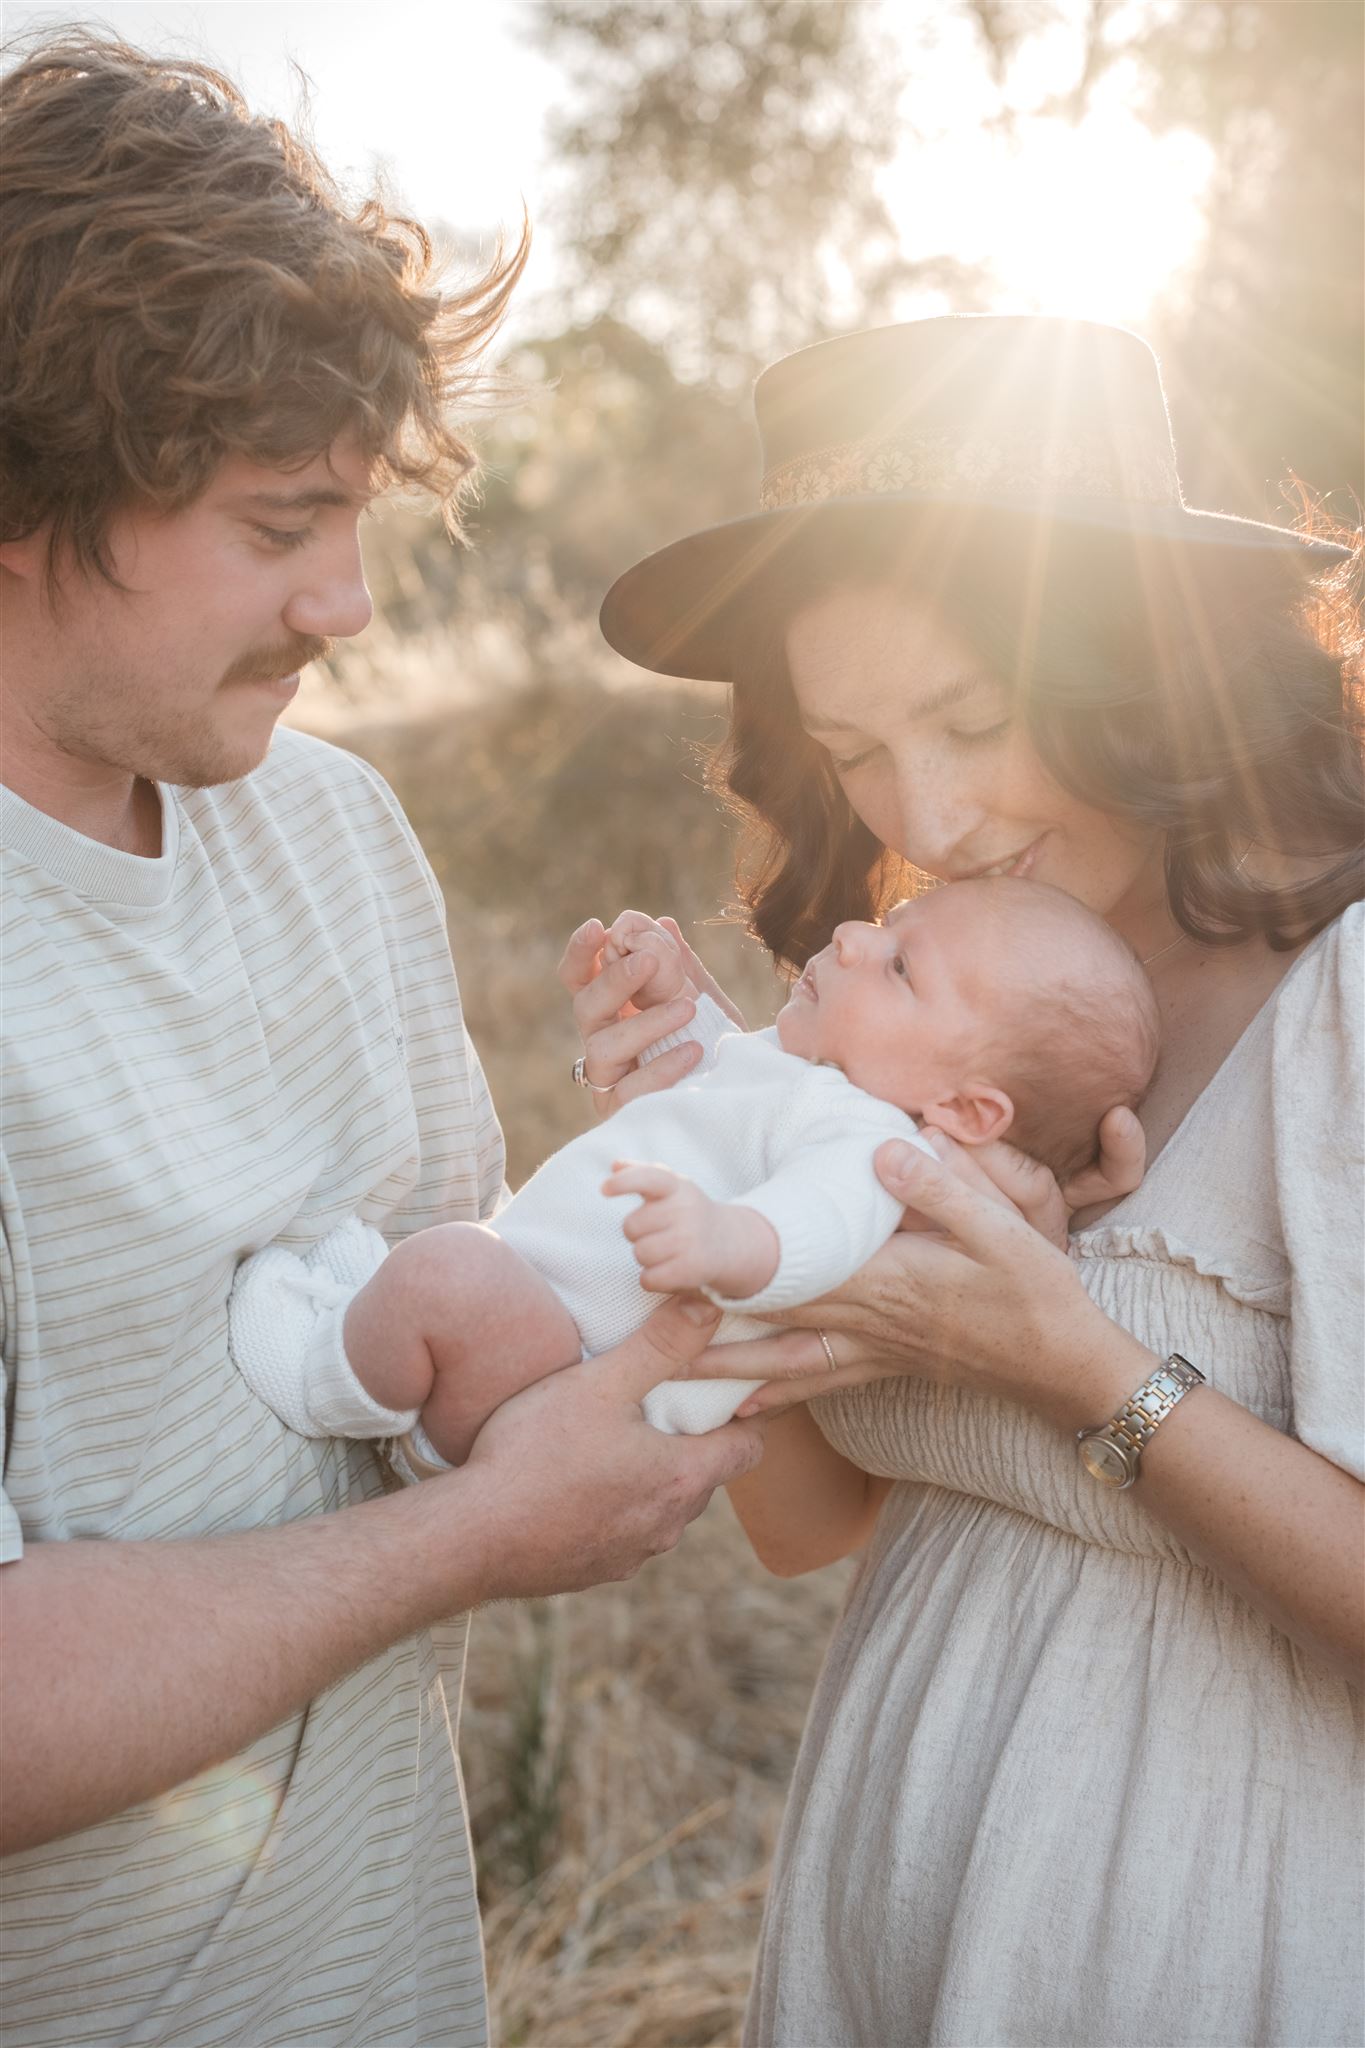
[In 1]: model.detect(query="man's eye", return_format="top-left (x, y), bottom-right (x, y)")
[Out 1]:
top-left (253, 524), bottom-right (311, 551)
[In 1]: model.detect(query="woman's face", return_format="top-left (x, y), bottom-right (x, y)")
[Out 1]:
top-left (785, 581), bottom-right (1159, 921)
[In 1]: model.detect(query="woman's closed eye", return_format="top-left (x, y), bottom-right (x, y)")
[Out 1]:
top-left (829, 742), bottom-right (882, 774)
top-left (947, 717), bottom-right (1011, 748)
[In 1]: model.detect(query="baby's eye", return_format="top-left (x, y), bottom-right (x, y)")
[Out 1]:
top-left (891, 954), bottom-right (908, 978)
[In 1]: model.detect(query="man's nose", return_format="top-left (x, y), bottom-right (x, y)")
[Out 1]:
top-left (284, 532), bottom-right (374, 642)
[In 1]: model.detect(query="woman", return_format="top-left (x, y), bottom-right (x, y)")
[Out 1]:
top-left (565, 316), bottom-right (1364, 2047)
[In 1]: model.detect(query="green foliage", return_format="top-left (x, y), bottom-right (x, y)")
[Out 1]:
top-left (536, 0), bottom-right (977, 385)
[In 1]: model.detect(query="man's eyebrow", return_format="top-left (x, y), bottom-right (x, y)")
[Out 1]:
top-left (799, 674), bottom-right (990, 735)
top-left (232, 487), bottom-right (370, 513)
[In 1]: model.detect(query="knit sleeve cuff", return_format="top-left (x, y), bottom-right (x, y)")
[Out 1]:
top-left (639, 993), bottom-right (738, 1074)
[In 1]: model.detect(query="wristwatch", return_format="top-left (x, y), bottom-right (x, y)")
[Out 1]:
top-left (1076, 1353), bottom-right (1206, 1488)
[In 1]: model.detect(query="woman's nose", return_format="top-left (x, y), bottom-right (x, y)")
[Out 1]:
top-left (891, 752), bottom-right (988, 878)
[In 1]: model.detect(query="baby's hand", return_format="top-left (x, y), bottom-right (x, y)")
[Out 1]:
top-left (600, 910), bottom-right (694, 1011)
top-left (603, 1160), bottom-right (780, 1300)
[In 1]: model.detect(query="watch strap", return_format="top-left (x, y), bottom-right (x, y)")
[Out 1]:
top-left (1078, 1352), bottom-right (1206, 1482)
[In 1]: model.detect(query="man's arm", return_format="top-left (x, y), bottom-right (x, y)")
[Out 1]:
top-left (0, 1296), bottom-right (762, 1856)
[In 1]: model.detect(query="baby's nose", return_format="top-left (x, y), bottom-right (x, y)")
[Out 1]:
top-left (832, 920), bottom-right (878, 964)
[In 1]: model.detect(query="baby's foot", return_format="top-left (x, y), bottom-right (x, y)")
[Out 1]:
top-left (229, 1221), bottom-right (415, 1438)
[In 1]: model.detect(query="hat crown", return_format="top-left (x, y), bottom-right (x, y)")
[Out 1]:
top-left (754, 315), bottom-right (1183, 514)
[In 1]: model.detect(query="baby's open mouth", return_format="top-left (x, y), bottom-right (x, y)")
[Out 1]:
top-left (795, 961), bottom-right (819, 1001)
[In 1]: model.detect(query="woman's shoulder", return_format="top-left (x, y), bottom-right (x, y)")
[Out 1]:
top-left (1268, 900), bottom-right (1363, 1105)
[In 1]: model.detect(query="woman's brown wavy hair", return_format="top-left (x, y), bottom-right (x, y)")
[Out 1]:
top-left (0, 29), bottom-right (529, 581)
top-left (711, 507), bottom-right (1364, 971)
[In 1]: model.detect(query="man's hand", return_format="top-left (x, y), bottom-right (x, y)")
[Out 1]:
top-left (602, 1160), bottom-right (780, 1299)
top-left (457, 1294), bottom-right (765, 1600)
top-left (600, 910), bottom-right (695, 1011)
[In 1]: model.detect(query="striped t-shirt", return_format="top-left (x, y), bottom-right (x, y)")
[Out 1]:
top-left (1, 728), bottom-right (504, 2047)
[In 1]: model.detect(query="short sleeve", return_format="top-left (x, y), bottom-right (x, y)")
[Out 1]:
top-left (1271, 902), bottom-right (1364, 1480)
top-left (1, 1158), bottom-right (24, 1563)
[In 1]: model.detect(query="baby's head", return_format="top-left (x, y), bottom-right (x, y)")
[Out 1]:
top-left (775, 879), bottom-right (1159, 1181)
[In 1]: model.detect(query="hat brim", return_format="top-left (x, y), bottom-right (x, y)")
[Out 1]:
top-left (599, 491), bottom-right (1352, 683)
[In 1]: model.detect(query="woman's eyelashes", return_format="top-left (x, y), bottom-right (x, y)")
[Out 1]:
top-left (947, 717), bottom-right (1011, 748)
top-left (828, 717), bottom-right (1010, 774)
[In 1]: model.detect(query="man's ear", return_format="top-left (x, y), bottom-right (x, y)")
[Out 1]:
top-left (0, 527), bottom-right (49, 582)
top-left (919, 1085), bottom-right (1014, 1148)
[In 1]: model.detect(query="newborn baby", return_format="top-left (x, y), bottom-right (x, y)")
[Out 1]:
top-left (228, 879), bottom-right (1158, 1470)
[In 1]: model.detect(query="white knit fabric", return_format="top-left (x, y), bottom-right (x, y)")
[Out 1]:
top-left (496, 998), bottom-right (933, 1432)
top-left (228, 1218), bottom-right (413, 1437)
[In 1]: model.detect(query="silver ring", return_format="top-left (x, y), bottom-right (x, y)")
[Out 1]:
top-left (571, 1054), bottom-right (616, 1095)
top-left (816, 1329), bottom-right (839, 1373)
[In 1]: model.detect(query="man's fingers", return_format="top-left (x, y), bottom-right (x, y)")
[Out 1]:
top-left (674, 1415), bottom-right (765, 1487)
top-left (592, 1293), bottom-right (725, 1403)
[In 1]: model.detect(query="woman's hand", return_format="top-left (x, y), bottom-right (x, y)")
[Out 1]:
top-left (700, 1142), bottom-right (1133, 1433)
top-left (903, 1105), bottom-right (1147, 1248)
top-left (558, 913), bottom-right (746, 1117)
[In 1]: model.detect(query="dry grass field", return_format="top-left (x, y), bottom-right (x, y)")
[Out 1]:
top-left (294, 651), bottom-right (853, 2046)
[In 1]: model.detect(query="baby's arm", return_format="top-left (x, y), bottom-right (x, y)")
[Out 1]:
top-left (602, 1162), bottom-right (780, 1300)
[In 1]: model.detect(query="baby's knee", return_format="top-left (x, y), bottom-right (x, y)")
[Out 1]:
top-left (381, 1220), bottom-right (502, 1315)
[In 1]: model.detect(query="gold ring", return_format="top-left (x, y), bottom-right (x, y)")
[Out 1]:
top-left (816, 1329), bottom-right (838, 1373)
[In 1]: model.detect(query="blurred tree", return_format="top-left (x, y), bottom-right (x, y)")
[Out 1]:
top-left (1129, 0), bottom-right (1363, 517)
top-left (536, 0), bottom-right (979, 389)
top-left (959, 0), bottom-right (1363, 513)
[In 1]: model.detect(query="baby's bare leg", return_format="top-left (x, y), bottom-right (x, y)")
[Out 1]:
top-left (342, 1223), bottom-right (582, 1466)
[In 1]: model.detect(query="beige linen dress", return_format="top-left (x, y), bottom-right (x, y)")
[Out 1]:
top-left (744, 903), bottom-right (1364, 2048)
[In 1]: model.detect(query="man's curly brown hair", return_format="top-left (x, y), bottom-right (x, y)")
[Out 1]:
top-left (0, 29), bottom-right (529, 579)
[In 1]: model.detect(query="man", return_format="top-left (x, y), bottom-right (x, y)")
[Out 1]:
top-left (0, 34), bottom-right (760, 2047)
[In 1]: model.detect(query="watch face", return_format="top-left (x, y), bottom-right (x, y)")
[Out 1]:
top-left (1079, 1435), bottom-right (1132, 1486)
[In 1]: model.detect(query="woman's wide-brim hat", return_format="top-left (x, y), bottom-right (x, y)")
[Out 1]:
top-left (600, 315), bottom-right (1351, 683)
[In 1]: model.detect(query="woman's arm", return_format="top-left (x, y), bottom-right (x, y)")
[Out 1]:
top-left (726, 1406), bottom-right (892, 1577)
top-left (718, 1144), bottom-right (1365, 1689)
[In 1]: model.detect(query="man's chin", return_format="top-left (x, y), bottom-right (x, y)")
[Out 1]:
top-left (157, 723), bottom-right (281, 791)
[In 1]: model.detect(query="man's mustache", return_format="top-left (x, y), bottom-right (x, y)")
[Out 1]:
top-left (221, 637), bottom-right (333, 686)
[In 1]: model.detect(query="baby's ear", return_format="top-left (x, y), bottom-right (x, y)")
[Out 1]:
top-left (920, 1086), bottom-right (1014, 1148)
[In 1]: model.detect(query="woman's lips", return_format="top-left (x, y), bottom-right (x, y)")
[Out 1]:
top-left (955, 834), bottom-right (1046, 882)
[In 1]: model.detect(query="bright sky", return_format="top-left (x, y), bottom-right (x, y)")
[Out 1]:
top-left (7, 1), bottom-right (1214, 335)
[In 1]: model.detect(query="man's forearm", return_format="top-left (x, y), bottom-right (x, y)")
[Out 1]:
top-left (0, 1477), bottom-right (490, 1856)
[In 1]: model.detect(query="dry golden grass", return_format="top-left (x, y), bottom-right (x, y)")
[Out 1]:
top-left (302, 663), bottom-right (848, 2046)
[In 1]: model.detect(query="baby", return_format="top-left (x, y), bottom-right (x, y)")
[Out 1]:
top-left (228, 878), bottom-right (1158, 1471)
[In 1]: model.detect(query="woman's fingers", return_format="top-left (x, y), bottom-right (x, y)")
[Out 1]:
top-left (873, 1141), bottom-right (1018, 1255)
top-left (557, 917), bottom-right (606, 997)
top-left (1063, 1104), bottom-right (1146, 1213)
top-left (570, 947), bottom-right (660, 1039)
top-left (605, 1040), bottom-right (703, 1110)
top-left (581, 997), bottom-right (695, 1083)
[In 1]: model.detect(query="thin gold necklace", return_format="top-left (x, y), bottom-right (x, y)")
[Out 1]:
top-left (1141, 842), bottom-right (1253, 970)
